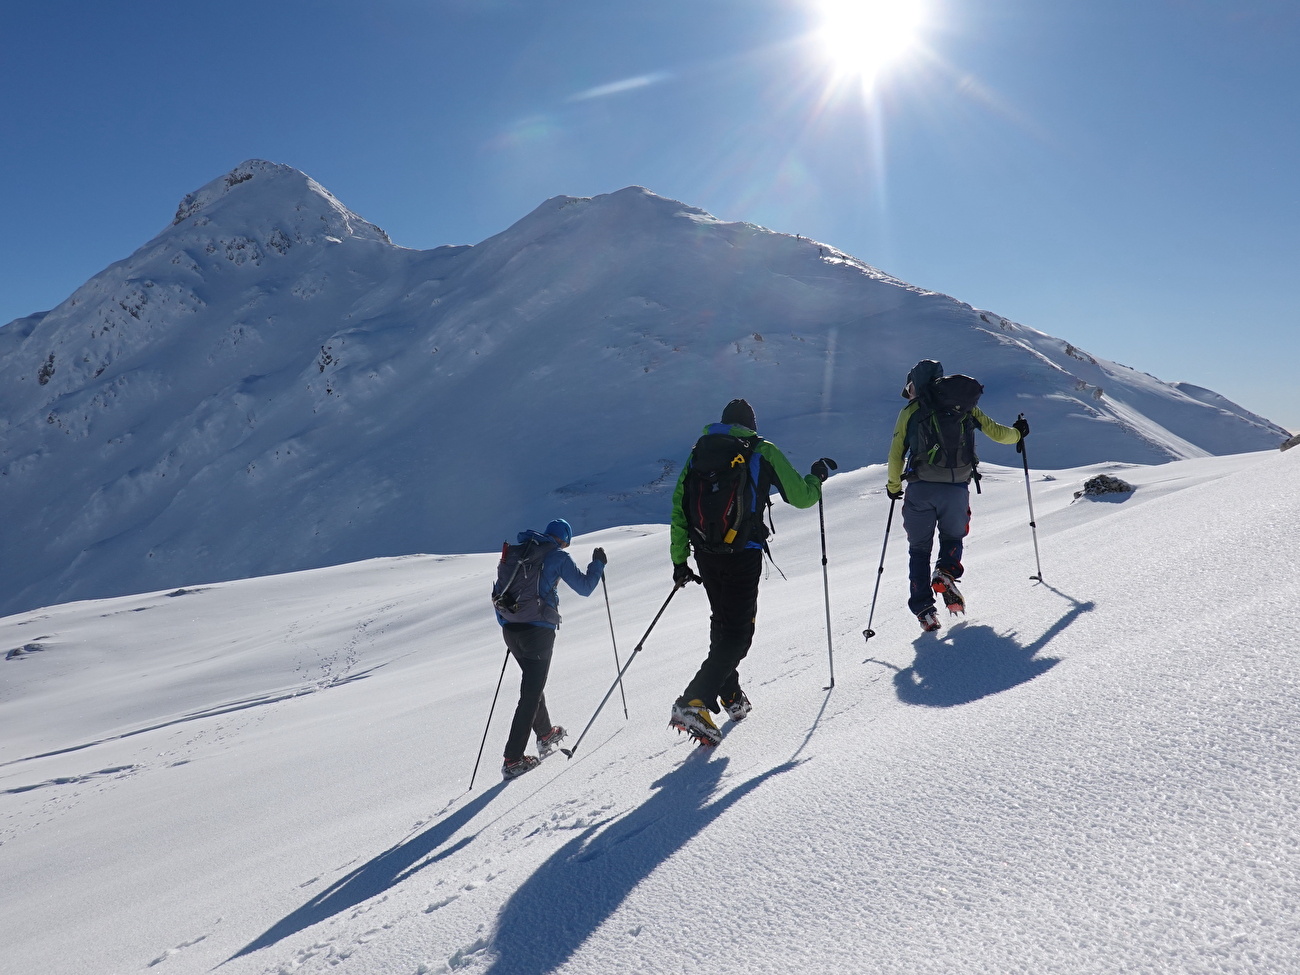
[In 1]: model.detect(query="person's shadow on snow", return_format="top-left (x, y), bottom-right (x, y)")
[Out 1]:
top-left (483, 753), bottom-right (799, 975)
top-left (885, 587), bottom-right (1094, 707)
top-left (225, 781), bottom-right (508, 963)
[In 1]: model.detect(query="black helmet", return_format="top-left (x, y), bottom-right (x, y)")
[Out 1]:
top-left (903, 359), bottom-right (943, 398)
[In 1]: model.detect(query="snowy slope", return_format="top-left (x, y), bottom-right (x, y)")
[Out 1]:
top-left (2, 449), bottom-right (1297, 975)
top-left (0, 161), bottom-right (1288, 618)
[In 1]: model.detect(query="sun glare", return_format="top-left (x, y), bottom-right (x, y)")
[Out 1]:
top-left (815, 0), bottom-right (926, 87)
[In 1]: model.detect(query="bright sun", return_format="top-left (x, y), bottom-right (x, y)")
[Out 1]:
top-left (815, 0), bottom-right (926, 86)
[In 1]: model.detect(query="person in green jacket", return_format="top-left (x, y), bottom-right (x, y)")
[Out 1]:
top-left (668, 398), bottom-right (827, 746)
top-left (886, 360), bottom-right (1028, 632)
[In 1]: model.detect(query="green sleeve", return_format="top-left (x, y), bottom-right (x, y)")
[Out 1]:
top-left (886, 404), bottom-right (915, 495)
top-left (756, 440), bottom-right (822, 509)
top-left (972, 407), bottom-right (1022, 446)
top-left (669, 458), bottom-right (692, 564)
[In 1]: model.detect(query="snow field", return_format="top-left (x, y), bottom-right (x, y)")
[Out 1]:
top-left (1, 449), bottom-right (1296, 974)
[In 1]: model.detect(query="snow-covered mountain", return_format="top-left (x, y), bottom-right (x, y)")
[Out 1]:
top-left (0, 160), bottom-right (1287, 616)
top-left (3, 449), bottom-right (1297, 974)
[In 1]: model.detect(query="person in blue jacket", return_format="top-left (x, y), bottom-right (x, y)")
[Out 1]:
top-left (496, 518), bottom-right (606, 780)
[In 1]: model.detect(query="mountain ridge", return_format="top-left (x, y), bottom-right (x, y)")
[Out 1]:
top-left (0, 160), bottom-right (1287, 616)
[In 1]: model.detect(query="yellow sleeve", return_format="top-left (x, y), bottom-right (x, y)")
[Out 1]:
top-left (885, 404), bottom-right (915, 494)
top-left (972, 407), bottom-right (1021, 446)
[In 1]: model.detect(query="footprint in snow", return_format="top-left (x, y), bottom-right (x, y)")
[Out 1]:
top-left (147, 934), bottom-right (207, 966)
top-left (446, 937), bottom-right (489, 969)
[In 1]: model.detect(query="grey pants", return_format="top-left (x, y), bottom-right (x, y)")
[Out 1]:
top-left (902, 480), bottom-right (971, 615)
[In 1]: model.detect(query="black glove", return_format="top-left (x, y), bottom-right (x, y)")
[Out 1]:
top-left (887, 488), bottom-right (904, 501)
top-left (673, 562), bottom-right (699, 587)
top-left (592, 547), bottom-right (607, 565)
top-left (810, 457), bottom-right (838, 483)
top-left (1014, 415), bottom-right (1030, 453)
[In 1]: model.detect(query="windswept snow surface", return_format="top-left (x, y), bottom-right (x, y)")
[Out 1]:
top-left (2, 449), bottom-right (1297, 975)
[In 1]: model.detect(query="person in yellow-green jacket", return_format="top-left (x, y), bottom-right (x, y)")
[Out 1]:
top-left (667, 398), bottom-right (828, 746)
top-left (886, 360), bottom-right (1029, 633)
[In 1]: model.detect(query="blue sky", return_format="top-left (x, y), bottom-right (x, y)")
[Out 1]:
top-left (3, 0), bottom-right (1296, 430)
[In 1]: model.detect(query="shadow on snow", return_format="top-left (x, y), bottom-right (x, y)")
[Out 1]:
top-left (871, 585), bottom-right (1094, 707)
top-left (225, 781), bottom-right (508, 963)
top-left (483, 753), bottom-right (801, 975)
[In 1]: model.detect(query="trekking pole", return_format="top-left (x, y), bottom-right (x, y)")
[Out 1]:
top-left (861, 496), bottom-right (897, 642)
top-left (815, 458), bottom-right (839, 689)
top-left (601, 575), bottom-right (629, 719)
top-left (469, 646), bottom-right (512, 790)
top-left (562, 583), bottom-right (684, 760)
top-left (1017, 413), bottom-right (1044, 582)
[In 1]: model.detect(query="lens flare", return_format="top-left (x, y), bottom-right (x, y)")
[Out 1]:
top-left (815, 0), bottom-right (926, 87)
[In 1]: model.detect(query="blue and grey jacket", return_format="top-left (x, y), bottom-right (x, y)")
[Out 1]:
top-left (496, 529), bottom-right (604, 629)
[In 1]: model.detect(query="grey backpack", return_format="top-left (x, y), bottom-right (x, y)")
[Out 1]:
top-left (908, 374), bottom-right (986, 486)
top-left (491, 537), bottom-right (559, 625)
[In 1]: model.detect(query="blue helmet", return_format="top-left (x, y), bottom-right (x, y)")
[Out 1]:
top-left (544, 519), bottom-right (573, 545)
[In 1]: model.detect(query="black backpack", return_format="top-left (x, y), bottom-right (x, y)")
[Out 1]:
top-left (908, 374), bottom-right (986, 487)
top-left (491, 536), bottom-right (560, 625)
top-left (683, 432), bottom-right (768, 555)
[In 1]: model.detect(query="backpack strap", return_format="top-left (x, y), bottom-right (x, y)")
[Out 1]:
top-left (763, 543), bottom-right (788, 581)
top-left (965, 413), bottom-right (982, 493)
top-left (748, 444), bottom-right (786, 577)
top-left (731, 434), bottom-right (771, 546)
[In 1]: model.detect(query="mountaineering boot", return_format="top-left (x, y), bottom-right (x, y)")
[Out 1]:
top-left (917, 608), bottom-right (942, 633)
top-left (501, 755), bottom-right (541, 780)
top-left (669, 698), bottom-right (722, 747)
top-left (722, 689), bottom-right (752, 723)
top-left (931, 569), bottom-right (966, 615)
top-left (537, 726), bottom-right (568, 759)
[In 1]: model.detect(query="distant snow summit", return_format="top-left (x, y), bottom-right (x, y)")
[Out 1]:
top-left (0, 160), bottom-right (1287, 615)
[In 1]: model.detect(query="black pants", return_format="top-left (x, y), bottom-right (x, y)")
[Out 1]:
top-left (502, 624), bottom-right (555, 761)
top-left (681, 548), bottom-right (763, 712)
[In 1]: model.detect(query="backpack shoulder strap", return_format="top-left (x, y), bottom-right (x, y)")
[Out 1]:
top-left (495, 538), bottom-right (533, 597)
